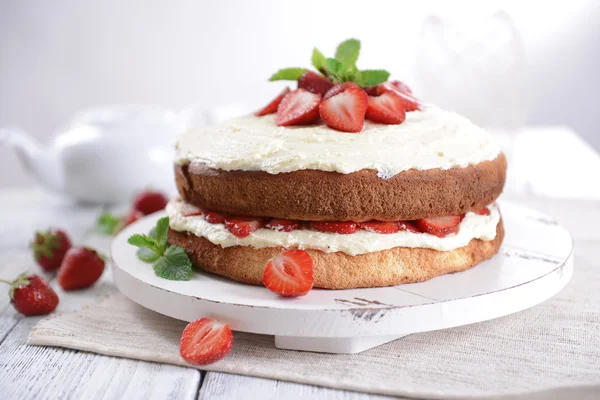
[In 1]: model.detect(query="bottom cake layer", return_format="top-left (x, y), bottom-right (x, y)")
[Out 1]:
top-left (167, 218), bottom-right (504, 290)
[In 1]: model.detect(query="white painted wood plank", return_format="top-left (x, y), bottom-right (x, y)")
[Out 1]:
top-left (199, 372), bottom-right (399, 400)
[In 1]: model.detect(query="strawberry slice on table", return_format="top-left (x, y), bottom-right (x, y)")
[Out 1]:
top-left (255, 87), bottom-right (290, 116)
top-left (266, 218), bottom-right (300, 232)
top-left (475, 207), bottom-right (491, 216)
top-left (298, 71), bottom-right (334, 96)
top-left (205, 211), bottom-right (225, 224)
top-left (414, 215), bottom-right (462, 238)
top-left (398, 221), bottom-right (420, 233)
top-left (263, 249), bottom-right (314, 297)
top-left (365, 91), bottom-right (407, 124)
top-left (133, 190), bottom-right (169, 215)
top-left (180, 317), bottom-right (234, 365)
top-left (319, 82), bottom-right (368, 132)
top-left (57, 247), bottom-right (105, 291)
top-left (275, 88), bottom-right (322, 126)
top-left (30, 229), bottom-right (72, 272)
top-left (310, 221), bottom-right (358, 234)
top-left (358, 221), bottom-right (400, 234)
top-left (224, 217), bottom-right (264, 238)
top-left (1, 274), bottom-right (59, 316)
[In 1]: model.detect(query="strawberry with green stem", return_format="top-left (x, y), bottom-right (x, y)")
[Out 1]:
top-left (0, 273), bottom-right (59, 316)
top-left (30, 229), bottom-right (72, 272)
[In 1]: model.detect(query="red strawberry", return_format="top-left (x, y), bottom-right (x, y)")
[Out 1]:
top-left (181, 203), bottom-right (204, 217)
top-left (298, 71), bottom-right (334, 96)
top-left (180, 317), bottom-right (234, 365)
top-left (205, 211), bottom-right (225, 224)
top-left (366, 91), bottom-right (407, 124)
top-left (263, 249), bottom-right (314, 297)
top-left (398, 221), bottom-right (420, 233)
top-left (30, 229), bottom-right (72, 272)
top-left (319, 83), bottom-right (368, 132)
top-left (255, 87), bottom-right (290, 116)
top-left (475, 207), bottom-right (490, 216)
top-left (414, 215), bottom-right (461, 238)
top-left (375, 82), bottom-right (421, 111)
top-left (225, 217), bottom-right (264, 238)
top-left (133, 190), bottom-right (169, 215)
top-left (275, 88), bottom-right (321, 126)
top-left (3, 274), bottom-right (59, 316)
top-left (57, 247), bottom-right (105, 291)
top-left (358, 221), bottom-right (399, 234)
top-left (266, 218), bottom-right (300, 232)
top-left (390, 80), bottom-right (412, 94)
top-left (310, 221), bottom-right (358, 234)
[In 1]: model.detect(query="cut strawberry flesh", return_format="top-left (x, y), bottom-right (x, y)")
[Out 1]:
top-left (256, 87), bottom-right (290, 116)
top-left (266, 218), bottom-right (300, 232)
top-left (358, 221), bottom-right (400, 234)
top-left (398, 221), bottom-right (420, 233)
top-left (180, 317), bottom-right (234, 365)
top-left (390, 80), bottom-right (412, 94)
top-left (366, 91), bottom-right (407, 124)
top-left (225, 216), bottom-right (264, 238)
top-left (319, 83), bottom-right (368, 133)
top-left (263, 249), bottom-right (314, 297)
top-left (205, 211), bottom-right (225, 224)
top-left (475, 207), bottom-right (490, 216)
top-left (275, 88), bottom-right (321, 126)
top-left (298, 71), bottom-right (333, 96)
top-left (181, 203), bottom-right (204, 217)
top-left (414, 215), bottom-right (461, 238)
top-left (309, 221), bottom-right (358, 234)
top-left (374, 82), bottom-right (421, 111)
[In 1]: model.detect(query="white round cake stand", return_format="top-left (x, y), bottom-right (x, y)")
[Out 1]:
top-left (111, 201), bottom-right (573, 354)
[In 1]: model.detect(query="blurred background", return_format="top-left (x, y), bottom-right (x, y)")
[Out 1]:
top-left (0, 0), bottom-right (599, 199)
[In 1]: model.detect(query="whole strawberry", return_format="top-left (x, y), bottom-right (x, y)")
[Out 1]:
top-left (58, 247), bottom-right (105, 291)
top-left (30, 229), bottom-right (72, 272)
top-left (1, 273), bottom-right (59, 316)
top-left (133, 190), bottom-right (168, 215)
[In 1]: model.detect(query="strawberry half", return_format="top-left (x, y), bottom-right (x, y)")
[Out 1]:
top-left (373, 82), bottom-right (421, 111)
top-left (475, 207), bottom-right (490, 216)
top-left (224, 217), bottom-right (264, 238)
top-left (5, 274), bottom-right (59, 316)
top-left (391, 80), bottom-right (412, 94)
top-left (255, 87), bottom-right (290, 116)
top-left (205, 211), bottom-right (225, 224)
top-left (319, 83), bottom-right (368, 132)
top-left (414, 215), bottom-right (461, 238)
top-left (57, 247), bottom-right (105, 291)
top-left (30, 229), bottom-right (72, 272)
top-left (263, 249), bottom-right (314, 297)
top-left (180, 317), bottom-right (234, 365)
top-left (275, 88), bottom-right (321, 126)
top-left (310, 221), bottom-right (358, 234)
top-left (181, 203), bottom-right (204, 217)
top-left (133, 190), bottom-right (169, 215)
top-left (266, 218), bottom-right (300, 232)
top-left (366, 91), bottom-right (407, 124)
top-left (398, 221), bottom-right (420, 233)
top-left (298, 71), bottom-right (333, 96)
top-left (358, 221), bottom-right (400, 234)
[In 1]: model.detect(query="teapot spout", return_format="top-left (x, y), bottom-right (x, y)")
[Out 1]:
top-left (1, 127), bottom-right (64, 192)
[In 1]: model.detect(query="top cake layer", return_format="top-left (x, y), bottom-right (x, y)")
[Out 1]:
top-left (175, 105), bottom-right (500, 177)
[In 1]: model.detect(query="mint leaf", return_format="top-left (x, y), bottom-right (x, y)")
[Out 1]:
top-left (325, 58), bottom-right (344, 77)
top-left (356, 69), bottom-right (390, 87)
top-left (153, 246), bottom-right (192, 281)
top-left (269, 68), bottom-right (309, 81)
top-left (311, 48), bottom-right (327, 73)
top-left (96, 212), bottom-right (122, 235)
top-left (136, 248), bottom-right (160, 263)
top-left (335, 39), bottom-right (360, 69)
top-left (153, 217), bottom-right (170, 252)
top-left (127, 234), bottom-right (157, 251)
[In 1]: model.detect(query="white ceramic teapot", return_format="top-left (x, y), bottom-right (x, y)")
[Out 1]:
top-left (1, 105), bottom-right (208, 204)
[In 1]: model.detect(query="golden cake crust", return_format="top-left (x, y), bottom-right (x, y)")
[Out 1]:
top-left (174, 154), bottom-right (506, 222)
top-left (167, 218), bottom-right (504, 290)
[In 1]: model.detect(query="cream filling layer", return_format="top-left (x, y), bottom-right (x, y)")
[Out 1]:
top-left (166, 200), bottom-right (500, 256)
top-left (175, 105), bottom-right (500, 178)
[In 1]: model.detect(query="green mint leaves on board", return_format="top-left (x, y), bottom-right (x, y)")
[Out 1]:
top-left (269, 39), bottom-right (390, 87)
top-left (95, 212), bottom-right (122, 235)
top-left (127, 217), bottom-right (192, 281)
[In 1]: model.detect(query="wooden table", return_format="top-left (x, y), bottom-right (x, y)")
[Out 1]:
top-left (1, 187), bottom-right (598, 399)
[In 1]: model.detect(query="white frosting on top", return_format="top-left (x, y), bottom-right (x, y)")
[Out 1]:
top-left (167, 200), bottom-right (500, 256)
top-left (175, 105), bottom-right (500, 177)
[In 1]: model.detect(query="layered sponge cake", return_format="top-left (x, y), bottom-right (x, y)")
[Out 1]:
top-left (166, 39), bottom-right (506, 292)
